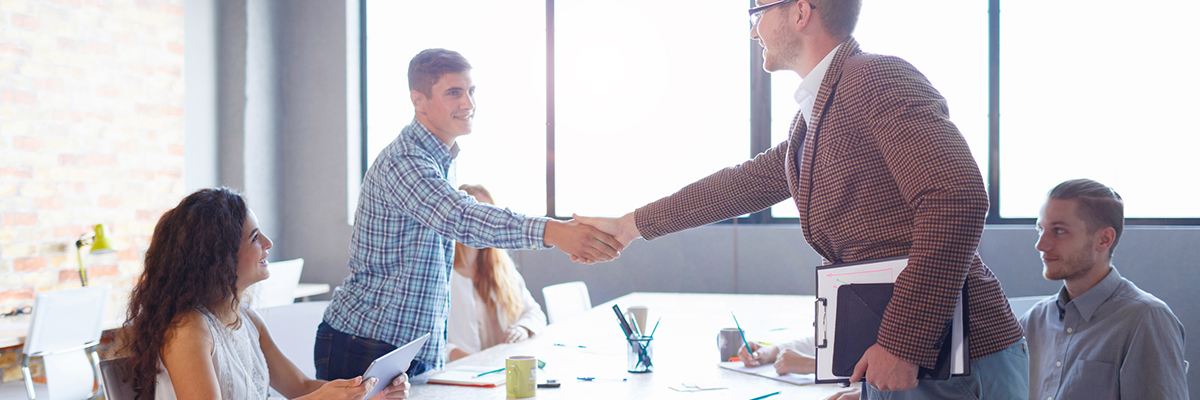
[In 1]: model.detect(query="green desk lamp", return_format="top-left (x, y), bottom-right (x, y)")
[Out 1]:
top-left (75, 224), bottom-right (115, 286)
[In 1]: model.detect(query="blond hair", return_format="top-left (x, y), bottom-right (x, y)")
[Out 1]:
top-left (454, 184), bottom-right (524, 324)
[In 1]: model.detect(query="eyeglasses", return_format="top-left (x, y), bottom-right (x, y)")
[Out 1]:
top-left (748, 0), bottom-right (815, 28)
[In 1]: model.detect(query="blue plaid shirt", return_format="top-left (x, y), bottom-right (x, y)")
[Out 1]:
top-left (324, 118), bottom-right (549, 370)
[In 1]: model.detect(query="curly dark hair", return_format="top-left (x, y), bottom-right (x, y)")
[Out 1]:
top-left (119, 187), bottom-right (248, 398)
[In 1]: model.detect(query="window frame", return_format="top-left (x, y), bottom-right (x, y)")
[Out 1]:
top-left (359, 0), bottom-right (1200, 226)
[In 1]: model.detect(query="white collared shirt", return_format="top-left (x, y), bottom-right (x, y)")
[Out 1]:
top-left (794, 44), bottom-right (841, 124)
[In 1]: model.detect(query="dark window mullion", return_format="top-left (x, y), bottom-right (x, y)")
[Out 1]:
top-left (748, 25), bottom-right (773, 224)
top-left (545, 0), bottom-right (557, 218)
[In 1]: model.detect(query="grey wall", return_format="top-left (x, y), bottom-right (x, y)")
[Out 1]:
top-left (187, 0), bottom-right (1200, 396)
top-left (184, 0), bottom-right (358, 275)
top-left (275, 0), bottom-right (359, 288)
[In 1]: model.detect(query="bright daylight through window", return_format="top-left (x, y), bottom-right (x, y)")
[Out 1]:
top-left (553, 1), bottom-right (749, 217)
top-left (999, 0), bottom-right (1200, 219)
top-left (366, 0), bottom-right (1199, 222)
top-left (365, 0), bottom-right (546, 216)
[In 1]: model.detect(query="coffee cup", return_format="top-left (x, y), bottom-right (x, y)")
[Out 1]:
top-left (624, 306), bottom-right (649, 335)
top-left (717, 328), bottom-right (742, 361)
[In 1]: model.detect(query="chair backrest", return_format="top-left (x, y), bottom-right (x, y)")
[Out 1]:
top-left (100, 358), bottom-right (136, 400)
top-left (258, 300), bottom-right (330, 396)
top-left (1008, 295), bottom-right (1046, 320)
top-left (248, 258), bottom-right (305, 309)
top-left (23, 285), bottom-right (111, 355)
top-left (23, 285), bottom-right (111, 400)
top-left (541, 281), bottom-right (591, 324)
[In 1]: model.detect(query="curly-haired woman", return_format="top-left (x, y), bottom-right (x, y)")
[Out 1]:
top-left (120, 188), bottom-right (409, 399)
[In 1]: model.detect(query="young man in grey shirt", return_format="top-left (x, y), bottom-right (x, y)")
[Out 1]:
top-left (1021, 179), bottom-right (1188, 399)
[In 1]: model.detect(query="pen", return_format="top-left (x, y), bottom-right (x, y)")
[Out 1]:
top-left (474, 367), bottom-right (504, 377)
top-left (648, 317), bottom-right (661, 338)
top-left (553, 343), bottom-right (587, 348)
top-left (731, 312), bottom-right (754, 359)
top-left (748, 391), bottom-right (780, 400)
top-left (613, 304), bottom-right (634, 338)
top-left (576, 377), bottom-right (627, 381)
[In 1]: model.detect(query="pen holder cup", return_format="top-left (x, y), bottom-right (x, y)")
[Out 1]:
top-left (626, 337), bottom-right (654, 373)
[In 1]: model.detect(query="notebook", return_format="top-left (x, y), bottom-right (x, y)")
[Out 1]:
top-left (718, 361), bottom-right (815, 386)
top-left (426, 366), bottom-right (508, 387)
top-left (814, 256), bottom-right (969, 384)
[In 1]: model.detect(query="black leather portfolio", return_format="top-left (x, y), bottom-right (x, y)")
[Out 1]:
top-left (831, 283), bottom-right (954, 380)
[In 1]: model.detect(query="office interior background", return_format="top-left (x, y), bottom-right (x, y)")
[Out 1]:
top-left (0, 0), bottom-right (1196, 395)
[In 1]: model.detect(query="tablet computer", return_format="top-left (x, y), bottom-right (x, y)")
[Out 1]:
top-left (361, 332), bottom-right (431, 398)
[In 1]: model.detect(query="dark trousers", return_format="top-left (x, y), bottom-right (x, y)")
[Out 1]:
top-left (314, 321), bottom-right (430, 380)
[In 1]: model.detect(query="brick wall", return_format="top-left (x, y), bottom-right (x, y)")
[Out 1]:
top-left (0, 0), bottom-right (185, 383)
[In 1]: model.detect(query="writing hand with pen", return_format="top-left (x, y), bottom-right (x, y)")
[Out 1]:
top-left (737, 342), bottom-right (815, 376)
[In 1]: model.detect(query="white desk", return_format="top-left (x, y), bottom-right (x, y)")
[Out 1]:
top-left (411, 292), bottom-right (855, 399)
top-left (0, 284), bottom-right (335, 349)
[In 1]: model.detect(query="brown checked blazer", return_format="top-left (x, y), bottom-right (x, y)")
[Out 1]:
top-left (635, 38), bottom-right (1023, 368)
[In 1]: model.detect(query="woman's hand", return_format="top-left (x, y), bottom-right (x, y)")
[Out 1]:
top-left (505, 326), bottom-right (531, 343)
top-left (305, 376), bottom-right (376, 400)
top-left (370, 373), bottom-right (410, 399)
top-left (738, 342), bottom-right (779, 367)
top-left (774, 348), bottom-right (816, 375)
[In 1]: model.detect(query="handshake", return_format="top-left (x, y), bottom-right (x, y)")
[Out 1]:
top-left (543, 212), bottom-right (640, 265)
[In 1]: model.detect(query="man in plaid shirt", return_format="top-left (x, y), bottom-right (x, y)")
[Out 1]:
top-left (578, 1), bottom-right (1027, 398)
top-left (317, 49), bottom-right (623, 381)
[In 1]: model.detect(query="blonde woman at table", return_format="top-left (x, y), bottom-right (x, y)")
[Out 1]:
top-left (119, 188), bottom-right (411, 400)
top-left (740, 338), bottom-right (861, 400)
top-left (446, 184), bottom-right (547, 361)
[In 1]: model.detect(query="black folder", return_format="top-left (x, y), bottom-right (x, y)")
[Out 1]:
top-left (831, 283), bottom-right (954, 380)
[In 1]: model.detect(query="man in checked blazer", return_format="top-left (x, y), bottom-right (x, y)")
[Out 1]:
top-left (576, 0), bottom-right (1028, 398)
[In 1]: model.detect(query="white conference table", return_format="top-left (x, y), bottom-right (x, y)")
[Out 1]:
top-left (411, 292), bottom-right (857, 399)
top-left (0, 283), bottom-right (332, 348)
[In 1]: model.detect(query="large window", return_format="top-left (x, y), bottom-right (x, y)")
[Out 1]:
top-left (554, 1), bottom-right (749, 216)
top-left (364, 0), bottom-right (1200, 224)
top-left (364, 0), bottom-right (546, 215)
top-left (997, 0), bottom-right (1200, 220)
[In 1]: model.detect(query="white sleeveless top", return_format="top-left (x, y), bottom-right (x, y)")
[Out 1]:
top-left (155, 305), bottom-right (271, 399)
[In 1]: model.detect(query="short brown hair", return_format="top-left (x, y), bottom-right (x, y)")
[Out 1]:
top-left (408, 48), bottom-right (472, 98)
top-left (1048, 179), bottom-right (1125, 258)
top-left (809, 0), bottom-right (861, 40)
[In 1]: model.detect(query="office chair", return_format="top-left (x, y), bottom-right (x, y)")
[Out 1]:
top-left (1007, 295), bottom-right (1045, 320)
top-left (248, 258), bottom-right (305, 309)
top-left (99, 358), bottom-right (135, 400)
top-left (541, 281), bottom-right (592, 324)
top-left (21, 285), bottom-right (111, 400)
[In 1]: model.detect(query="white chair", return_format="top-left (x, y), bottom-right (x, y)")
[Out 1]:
top-left (21, 285), bottom-right (111, 400)
top-left (1007, 295), bottom-right (1045, 320)
top-left (257, 300), bottom-right (330, 397)
top-left (248, 258), bottom-right (305, 309)
top-left (541, 281), bottom-right (591, 324)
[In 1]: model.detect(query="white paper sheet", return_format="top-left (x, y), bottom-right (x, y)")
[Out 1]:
top-left (717, 361), bottom-right (816, 386)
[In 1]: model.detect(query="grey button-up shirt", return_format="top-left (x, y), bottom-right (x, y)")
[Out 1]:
top-left (1019, 267), bottom-right (1188, 400)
